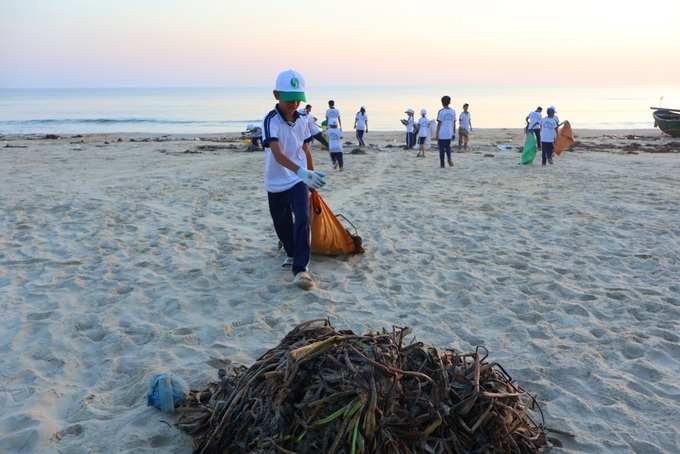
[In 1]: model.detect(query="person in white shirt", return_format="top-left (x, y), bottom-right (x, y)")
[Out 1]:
top-left (416, 109), bottom-right (430, 158)
top-left (353, 106), bottom-right (368, 147)
top-left (435, 95), bottom-right (457, 167)
top-left (458, 103), bottom-right (472, 150)
top-left (327, 118), bottom-right (344, 171)
top-left (539, 107), bottom-right (559, 165)
top-left (401, 109), bottom-right (416, 149)
top-left (262, 70), bottom-right (325, 290)
top-left (325, 100), bottom-right (341, 129)
top-left (525, 106), bottom-right (543, 151)
top-left (300, 104), bottom-right (329, 149)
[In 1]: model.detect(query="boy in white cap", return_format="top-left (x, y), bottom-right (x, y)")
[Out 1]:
top-left (539, 106), bottom-right (559, 165)
top-left (262, 69), bottom-right (326, 290)
top-left (401, 109), bottom-right (416, 149)
top-left (327, 118), bottom-right (344, 171)
top-left (416, 109), bottom-right (430, 158)
top-left (246, 123), bottom-right (263, 151)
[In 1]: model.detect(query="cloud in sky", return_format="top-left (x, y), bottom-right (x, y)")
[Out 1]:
top-left (1, 0), bottom-right (679, 88)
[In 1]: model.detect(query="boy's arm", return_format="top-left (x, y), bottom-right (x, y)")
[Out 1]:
top-left (269, 141), bottom-right (303, 173)
top-left (302, 142), bottom-right (315, 171)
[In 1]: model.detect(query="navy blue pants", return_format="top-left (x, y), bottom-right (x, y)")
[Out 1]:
top-left (356, 129), bottom-right (365, 147)
top-left (330, 152), bottom-right (344, 169)
top-left (529, 129), bottom-right (541, 150)
top-left (541, 142), bottom-right (555, 164)
top-left (267, 182), bottom-right (310, 275)
top-left (438, 139), bottom-right (452, 167)
top-left (406, 132), bottom-right (416, 149)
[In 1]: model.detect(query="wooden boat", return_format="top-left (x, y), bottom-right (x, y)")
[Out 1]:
top-left (650, 107), bottom-right (680, 138)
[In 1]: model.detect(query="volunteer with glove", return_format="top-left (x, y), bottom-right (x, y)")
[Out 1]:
top-left (262, 69), bottom-right (325, 290)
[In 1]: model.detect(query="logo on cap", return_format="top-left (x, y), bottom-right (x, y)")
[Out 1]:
top-left (290, 77), bottom-right (299, 89)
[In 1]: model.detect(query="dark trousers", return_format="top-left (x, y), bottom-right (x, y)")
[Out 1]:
top-left (267, 182), bottom-right (311, 275)
top-left (530, 129), bottom-right (541, 149)
top-left (438, 139), bottom-right (452, 167)
top-left (541, 142), bottom-right (555, 164)
top-left (406, 132), bottom-right (416, 148)
top-left (312, 132), bottom-right (329, 148)
top-left (356, 129), bottom-right (365, 147)
top-left (330, 152), bottom-right (344, 169)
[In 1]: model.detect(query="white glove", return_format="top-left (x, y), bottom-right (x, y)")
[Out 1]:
top-left (296, 168), bottom-right (326, 189)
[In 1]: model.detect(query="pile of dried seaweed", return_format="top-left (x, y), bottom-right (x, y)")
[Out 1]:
top-left (178, 318), bottom-right (557, 453)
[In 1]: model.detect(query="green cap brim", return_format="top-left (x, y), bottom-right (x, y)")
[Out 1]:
top-left (278, 91), bottom-right (306, 102)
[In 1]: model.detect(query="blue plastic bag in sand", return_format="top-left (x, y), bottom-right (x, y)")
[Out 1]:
top-left (146, 373), bottom-right (189, 413)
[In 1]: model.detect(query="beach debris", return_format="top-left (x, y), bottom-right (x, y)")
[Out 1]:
top-left (178, 318), bottom-right (555, 453)
top-left (351, 147), bottom-right (367, 155)
top-left (146, 372), bottom-right (190, 414)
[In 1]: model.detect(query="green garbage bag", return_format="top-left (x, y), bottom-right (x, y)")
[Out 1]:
top-left (520, 131), bottom-right (537, 165)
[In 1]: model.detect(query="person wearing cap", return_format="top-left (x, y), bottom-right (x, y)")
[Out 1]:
top-left (416, 108), bottom-right (430, 158)
top-left (353, 106), bottom-right (368, 147)
top-left (525, 107), bottom-right (543, 151)
top-left (327, 118), bottom-right (344, 171)
top-left (458, 103), bottom-right (471, 151)
top-left (325, 100), bottom-right (342, 130)
top-left (262, 69), bottom-right (325, 290)
top-left (539, 107), bottom-right (559, 165)
top-left (435, 95), bottom-right (456, 167)
top-left (401, 109), bottom-right (416, 149)
top-left (245, 123), bottom-right (263, 151)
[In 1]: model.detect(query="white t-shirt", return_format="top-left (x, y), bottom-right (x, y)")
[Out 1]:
top-left (327, 127), bottom-right (343, 153)
top-left (539, 116), bottom-right (559, 142)
top-left (405, 116), bottom-right (415, 133)
top-left (298, 108), bottom-right (321, 135)
top-left (527, 111), bottom-right (542, 130)
top-left (355, 111), bottom-right (368, 130)
top-left (326, 107), bottom-right (340, 125)
top-left (418, 117), bottom-right (430, 138)
top-left (436, 107), bottom-right (457, 139)
top-left (262, 105), bottom-right (312, 193)
top-left (459, 111), bottom-right (471, 131)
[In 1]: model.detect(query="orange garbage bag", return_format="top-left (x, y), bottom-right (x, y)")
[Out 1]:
top-left (555, 121), bottom-right (575, 156)
top-left (309, 190), bottom-right (365, 255)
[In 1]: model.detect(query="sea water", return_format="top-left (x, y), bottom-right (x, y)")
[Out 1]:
top-left (1, 84), bottom-right (678, 135)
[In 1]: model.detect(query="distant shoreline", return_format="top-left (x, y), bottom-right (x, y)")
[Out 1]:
top-left (0, 128), bottom-right (667, 141)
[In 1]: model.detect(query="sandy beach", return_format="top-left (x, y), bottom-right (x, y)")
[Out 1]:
top-left (1, 128), bottom-right (678, 453)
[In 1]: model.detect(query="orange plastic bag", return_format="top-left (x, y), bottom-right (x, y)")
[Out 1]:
top-left (309, 190), bottom-right (365, 255)
top-left (555, 121), bottom-right (575, 156)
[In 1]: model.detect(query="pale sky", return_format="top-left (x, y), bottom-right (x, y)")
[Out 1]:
top-left (1, 0), bottom-right (679, 88)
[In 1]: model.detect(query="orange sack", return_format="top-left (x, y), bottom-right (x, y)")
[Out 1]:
top-left (555, 120), bottom-right (575, 156)
top-left (309, 190), bottom-right (365, 255)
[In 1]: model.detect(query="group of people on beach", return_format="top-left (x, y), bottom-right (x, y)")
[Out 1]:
top-left (525, 105), bottom-right (565, 165)
top-left (255, 69), bottom-right (572, 290)
top-left (402, 98), bottom-right (472, 167)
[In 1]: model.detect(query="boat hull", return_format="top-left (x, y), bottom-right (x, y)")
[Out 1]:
top-left (652, 110), bottom-right (680, 138)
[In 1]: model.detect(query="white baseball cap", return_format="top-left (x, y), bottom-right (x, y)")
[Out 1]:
top-left (405, 108), bottom-right (414, 114)
top-left (275, 70), bottom-right (306, 102)
top-left (246, 123), bottom-right (255, 130)
top-left (328, 118), bottom-right (338, 126)
top-left (420, 108), bottom-right (427, 115)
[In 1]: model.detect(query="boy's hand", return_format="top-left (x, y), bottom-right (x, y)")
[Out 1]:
top-left (296, 168), bottom-right (326, 189)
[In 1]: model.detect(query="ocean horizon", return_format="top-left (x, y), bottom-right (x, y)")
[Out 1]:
top-left (1, 84), bottom-right (678, 135)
